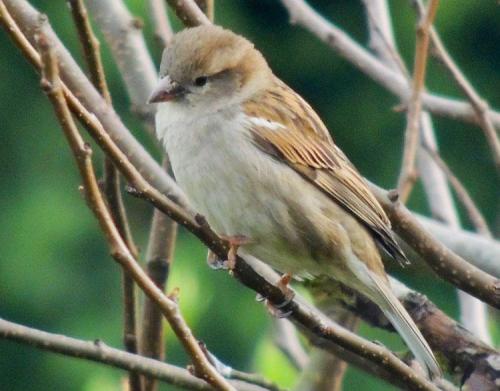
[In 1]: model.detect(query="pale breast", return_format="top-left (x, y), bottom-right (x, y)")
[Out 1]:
top-left (155, 105), bottom-right (357, 276)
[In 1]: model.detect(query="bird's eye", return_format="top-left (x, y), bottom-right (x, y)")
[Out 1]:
top-left (194, 76), bottom-right (208, 87)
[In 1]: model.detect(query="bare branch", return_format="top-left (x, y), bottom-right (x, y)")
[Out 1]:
top-left (148, 0), bottom-right (173, 47)
top-left (414, 215), bottom-right (500, 278)
top-left (68, 3), bottom-right (142, 387)
top-left (2, 0), bottom-right (191, 211)
top-left (141, 159), bottom-right (178, 391)
top-left (194, 0), bottom-right (214, 22)
top-left (2, 2), bottom-right (499, 388)
top-left (273, 319), bottom-right (308, 371)
top-left (413, 0), bottom-right (500, 173)
top-left (397, 0), bottom-right (439, 202)
top-left (0, 318), bottom-right (269, 391)
top-left (68, 0), bottom-right (111, 103)
top-left (370, 184), bottom-right (500, 308)
top-left (278, 0), bottom-right (500, 129)
top-left (424, 148), bottom-right (492, 237)
top-left (165, 0), bottom-right (211, 27)
top-left (36, 30), bottom-right (234, 391)
top-left (294, 309), bottom-right (358, 391)
top-left (84, 0), bottom-right (158, 127)
top-left (308, 276), bottom-right (497, 390)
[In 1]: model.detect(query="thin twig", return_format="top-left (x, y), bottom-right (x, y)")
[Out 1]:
top-left (194, 0), bottom-right (214, 22)
top-left (147, 0), bottom-right (173, 47)
top-left (413, 0), bottom-right (500, 173)
top-left (68, 2), bottom-right (141, 388)
top-left (36, 30), bottom-right (234, 391)
top-left (423, 147), bottom-right (492, 237)
top-left (85, 0), bottom-right (158, 128)
top-left (140, 159), bottom-right (178, 391)
top-left (1, 0), bottom-right (192, 211)
top-left (165, 0), bottom-right (210, 26)
top-left (397, 0), bottom-right (440, 202)
top-left (68, 0), bottom-right (110, 103)
top-left (0, 318), bottom-right (269, 391)
top-left (2, 0), bottom-right (498, 280)
top-left (294, 308), bottom-right (358, 391)
top-left (41, 66), bottom-right (438, 389)
top-left (277, 0), bottom-right (500, 128)
top-left (273, 319), bottom-right (308, 371)
top-left (2, 2), bottom-right (499, 387)
top-left (370, 183), bottom-right (500, 308)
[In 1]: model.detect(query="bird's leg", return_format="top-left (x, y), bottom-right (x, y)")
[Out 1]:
top-left (219, 234), bottom-right (252, 271)
top-left (257, 273), bottom-right (295, 318)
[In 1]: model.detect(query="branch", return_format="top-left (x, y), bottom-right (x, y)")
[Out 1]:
top-left (0, 318), bottom-right (269, 391)
top-left (397, 0), bottom-right (439, 202)
top-left (330, 278), bottom-right (498, 389)
top-left (2, 0), bottom-right (191, 211)
top-left (1, 1), bottom-right (498, 388)
top-left (414, 215), bottom-right (500, 278)
top-left (370, 184), bottom-right (500, 308)
top-left (36, 30), bottom-right (234, 391)
top-left (278, 0), bottom-right (500, 129)
top-left (68, 3), bottom-right (142, 387)
top-left (413, 0), bottom-right (500, 173)
top-left (194, 0), bottom-right (214, 23)
top-left (165, 0), bottom-right (211, 27)
top-left (294, 308), bottom-right (358, 391)
top-left (140, 159), bottom-right (178, 391)
top-left (147, 0), bottom-right (173, 47)
top-left (424, 147), bottom-right (491, 237)
top-left (82, 0), bottom-right (159, 127)
top-left (273, 319), bottom-right (309, 371)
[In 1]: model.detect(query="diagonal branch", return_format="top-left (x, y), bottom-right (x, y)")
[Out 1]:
top-left (84, 0), bottom-right (158, 127)
top-left (166, 0), bottom-right (211, 26)
top-left (278, 0), bottom-right (500, 129)
top-left (0, 318), bottom-right (269, 391)
top-left (33, 25), bottom-right (437, 389)
top-left (423, 146), bottom-right (492, 237)
top-left (413, 0), bottom-right (500, 173)
top-left (2, 1), bottom-right (499, 388)
top-left (370, 183), bottom-right (499, 308)
top-left (67, 3), bottom-right (141, 389)
top-left (36, 29), bottom-right (234, 391)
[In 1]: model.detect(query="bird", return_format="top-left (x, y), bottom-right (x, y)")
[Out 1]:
top-left (149, 24), bottom-right (440, 378)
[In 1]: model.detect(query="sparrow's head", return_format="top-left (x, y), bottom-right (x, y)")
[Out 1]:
top-left (149, 25), bottom-right (272, 110)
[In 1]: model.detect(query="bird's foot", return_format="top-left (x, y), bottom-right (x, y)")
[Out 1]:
top-left (257, 273), bottom-right (295, 318)
top-left (219, 234), bottom-right (252, 271)
top-left (206, 250), bottom-right (226, 270)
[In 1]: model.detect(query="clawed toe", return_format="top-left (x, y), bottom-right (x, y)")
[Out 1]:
top-left (206, 250), bottom-right (227, 270)
top-left (220, 234), bottom-right (252, 270)
top-left (256, 273), bottom-right (295, 318)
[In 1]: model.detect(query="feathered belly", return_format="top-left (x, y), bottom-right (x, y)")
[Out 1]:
top-left (161, 115), bottom-right (350, 277)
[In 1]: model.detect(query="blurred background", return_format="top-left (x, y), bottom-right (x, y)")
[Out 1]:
top-left (0, 1), bottom-right (498, 390)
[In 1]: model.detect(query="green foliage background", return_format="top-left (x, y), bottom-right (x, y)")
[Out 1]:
top-left (0, 1), bottom-right (498, 390)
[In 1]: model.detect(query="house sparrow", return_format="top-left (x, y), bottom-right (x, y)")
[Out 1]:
top-left (150, 25), bottom-right (440, 378)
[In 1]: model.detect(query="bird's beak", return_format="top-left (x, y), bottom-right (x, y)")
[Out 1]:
top-left (148, 76), bottom-right (186, 103)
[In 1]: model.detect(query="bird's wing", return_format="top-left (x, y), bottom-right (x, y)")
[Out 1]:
top-left (244, 78), bottom-right (408, 265)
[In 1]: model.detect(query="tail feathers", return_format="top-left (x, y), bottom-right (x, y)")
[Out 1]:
top-left (369, 274), bottom-right (441, 379)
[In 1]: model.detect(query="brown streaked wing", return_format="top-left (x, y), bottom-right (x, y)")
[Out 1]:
top-left (244, 78), bottom-right (408, 265)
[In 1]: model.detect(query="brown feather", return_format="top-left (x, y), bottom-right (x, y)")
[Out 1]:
top-left (244, 77), bottom-right (408, 266)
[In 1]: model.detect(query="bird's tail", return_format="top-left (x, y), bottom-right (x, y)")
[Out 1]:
top-left (368, 273), bottom-right (441, 379)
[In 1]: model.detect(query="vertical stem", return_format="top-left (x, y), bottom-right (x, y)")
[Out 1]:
top-left (140, 160), bottom-right (178, 391)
